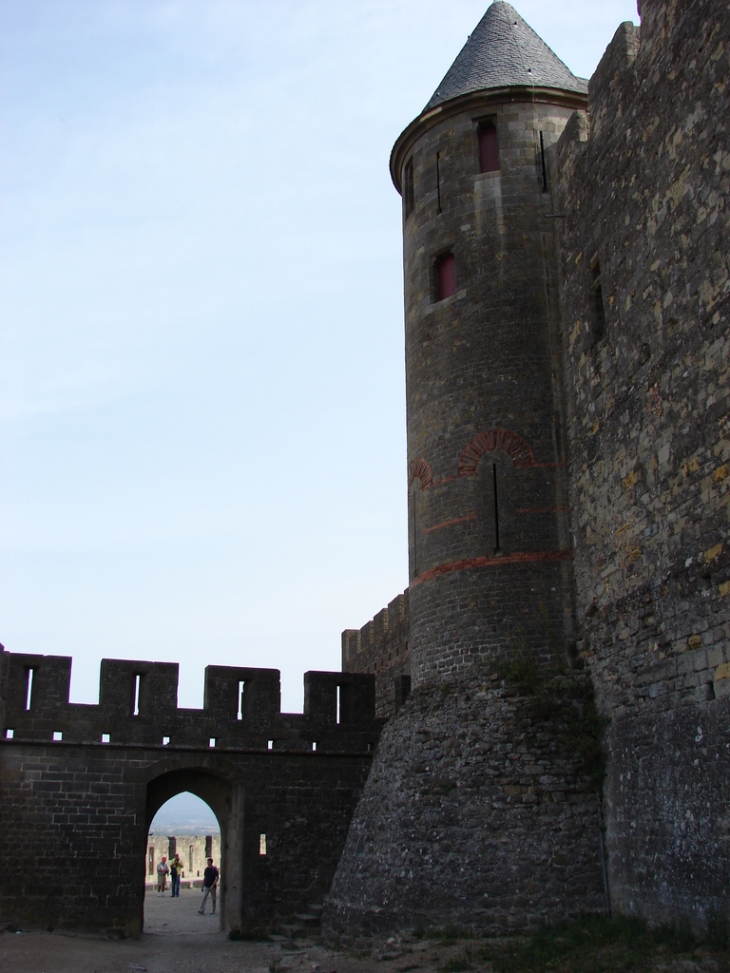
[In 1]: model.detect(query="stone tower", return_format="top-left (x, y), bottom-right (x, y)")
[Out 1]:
top-left (325, 3), bottom-right (605, 935)
top-left (394, 0), bottom-right (586, 685)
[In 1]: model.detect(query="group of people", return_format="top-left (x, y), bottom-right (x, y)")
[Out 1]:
top-left (155, 854), bottom-right (219, 914)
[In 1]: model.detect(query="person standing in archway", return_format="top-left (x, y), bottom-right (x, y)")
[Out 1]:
top-left (197, 857), bottom-right (219, 915)
top-left (156, 856), bottom-right (170, 895)
top-left (169, 853), bottom-right (183, 898)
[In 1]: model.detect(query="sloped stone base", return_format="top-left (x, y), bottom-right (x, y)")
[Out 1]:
top-left (323, 676), bottom-right (606, 938)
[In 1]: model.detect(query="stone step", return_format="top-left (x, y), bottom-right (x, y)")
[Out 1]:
top-left (307, 903), bottom-right (324, 917)
top-left (293, 912), bottom-right (321, 929)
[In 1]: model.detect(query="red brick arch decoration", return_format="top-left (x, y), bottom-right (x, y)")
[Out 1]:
top-left (408, 458), bottom-right (433, 489)
top-left (458, 429), bottom-right (536, 476)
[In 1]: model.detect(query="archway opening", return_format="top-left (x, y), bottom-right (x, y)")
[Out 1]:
top-left (143, 769), bottom-right (237, 935)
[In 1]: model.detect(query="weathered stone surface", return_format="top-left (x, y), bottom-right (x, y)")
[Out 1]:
top-left (324, 676), bottom-right (604, 936)
top-left (0, 649), bottom-right (382, 936)
top-left (327, 5), bottom-right (599, 937)
top-left (342, 592), bottom-right (411, 718)
top-left (332, 0), bottom-right (730, 939)
top-left (2, 0), bottom-right (729, 943)
top-left (552, 0), bottom-right (730, 928)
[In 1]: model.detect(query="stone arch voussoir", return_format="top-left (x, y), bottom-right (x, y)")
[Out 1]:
top-left (137, 751), bottom-right (240, 786)
top-left (458, 429), bottom-right (536, 476)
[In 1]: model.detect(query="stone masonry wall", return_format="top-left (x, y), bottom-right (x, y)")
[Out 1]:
top-left (0, 647), bottom-right (382, 936)
top-left (325, 675), bottom-right (605, 938)
top-left (342, 591), bottom-right (411, 718)
top-left (552, 0), bottom-right (730, 928)
top-left (326, 76), bottom-right (602, 939)
top-left (400, 96), bottom-right (581, 683)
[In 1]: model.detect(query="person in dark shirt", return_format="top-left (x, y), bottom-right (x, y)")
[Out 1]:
top-left (198, 857), bottom-right (219, 915)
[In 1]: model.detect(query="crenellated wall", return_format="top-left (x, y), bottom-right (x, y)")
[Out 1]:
top-left (0, 645), bottom-right (383, 937)
top-left (1, 650), bottom-right (380, 752)
top-left (341, 591), bottom-right (411, 718)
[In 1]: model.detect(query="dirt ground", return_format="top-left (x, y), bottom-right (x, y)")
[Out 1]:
top-left (3, 891), bottom-right (728, 973)
top-left (0, 887), bottom-right (484, 973)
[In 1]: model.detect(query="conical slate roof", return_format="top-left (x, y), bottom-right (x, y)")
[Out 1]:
top-left (425, 1), bottom-right (587, 110)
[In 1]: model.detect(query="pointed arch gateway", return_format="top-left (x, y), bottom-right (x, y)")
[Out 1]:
top-left (143, 758), bottom-right (244, 935)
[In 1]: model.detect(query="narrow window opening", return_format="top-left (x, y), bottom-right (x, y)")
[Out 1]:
top-left (5, 729), bottom-right (14, 739)
top-left (478, 121), bottom-right (499, 173)
top-left (312, 741), bottom-right (317, 751)
top-left (259, 834), bottom-right (267, 856)
top-left (492, 464), bottom-right (501, 554)
top-left (53, 730), bottom-right (63, 741)
top-left (162, 735), bottom-right (170, 746)
top-left (101, 732), bottom-right (110, 744)
top-left (133, 673), bottom-right (141, 716)
top-left (25, 667), bottom-right (35, 711)
top-left (237, 680), bottom-right (245, 721)
top-left (436, 253), bottom-right (456, 301)
top-left (539, 131), bottom-right (548, 191)
top-left (267, 739), bottom-right (274, 750)
top-left (148, 847), bottom-right (155, 876)
top-left (436, 152), bottom-right (442, 213)
top-left (336, 685), bottom-right (342, 724)
top-left (590, 253), bottom-right (606, 342)
top-left (204, 835), bottom-right (213, 860)
top-left (209, 737), bottom-right (216, 748)
top-left (189, 845), bottom-right (194, 872)
top-left (404, 158), bottom-right (414, 219)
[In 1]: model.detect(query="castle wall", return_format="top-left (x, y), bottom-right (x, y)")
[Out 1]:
top-left (0, 648), bottom-right (382, 936)
top-left (553, 0), bottom-right (730, 928)
top-left (341, 591), bottom-right (410, 718)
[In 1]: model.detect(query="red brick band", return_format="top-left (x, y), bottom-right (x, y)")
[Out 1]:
top-left (411, 550), bottom-right (573, 586)
top-left (422, 514), bottom-right (477, 534)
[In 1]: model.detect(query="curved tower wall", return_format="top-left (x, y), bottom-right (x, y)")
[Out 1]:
top-left (396, 95), bottom-right (580, 683)
top-left (322, 4), bottom-right (607, 938)
top-left (324, 86), bottom-right (606, 937)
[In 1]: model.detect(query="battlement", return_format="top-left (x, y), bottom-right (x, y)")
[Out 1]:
top-left (552, 22), bottom-right (641, 185)
top-left (588, 22), bottom-right (640, 140)
top-left (341, 591), bottom-right (410, 718)
top-left (0, 647), bottom-right (382, 753)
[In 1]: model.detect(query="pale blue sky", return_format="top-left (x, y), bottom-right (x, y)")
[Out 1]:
top-left (150, 790), bottom-right (219, 835)
top-left (1, 0), bottom-right (638, 713)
